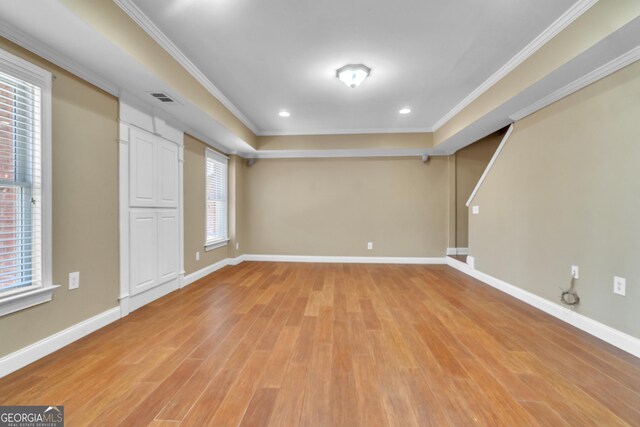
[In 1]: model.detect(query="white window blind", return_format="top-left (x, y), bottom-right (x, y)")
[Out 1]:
top-left (205, 148), bottom-right (228, 246)
top-left (0, 69), bottom-right (43, 294)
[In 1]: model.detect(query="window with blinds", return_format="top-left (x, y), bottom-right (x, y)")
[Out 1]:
top-left (205, 148), bottom-right (228, 246)
top-left (0, 67), bottom-right (43, 295)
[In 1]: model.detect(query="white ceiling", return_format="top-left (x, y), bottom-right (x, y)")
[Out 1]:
top-left (0, 0), bottom-right (256, 154)
top-left (131, 0), bottom-right (577, 135)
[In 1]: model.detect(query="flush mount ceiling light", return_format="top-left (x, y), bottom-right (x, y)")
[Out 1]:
top-left (278, 111), bottom-right (290, 117)
top-left (336, 64), bottom-right (371, 88)
top-left (399, 107), bottom-right (411, 114)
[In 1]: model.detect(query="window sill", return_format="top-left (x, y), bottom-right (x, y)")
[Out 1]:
top-left (0, 285), bottom-right (60, 317)
top-left (205, 239), bottom-right (229, 252)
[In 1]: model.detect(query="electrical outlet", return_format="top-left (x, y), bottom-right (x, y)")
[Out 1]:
top-left (613, 276), bottom-right (626, 296)
top-left (367, 242), bottom-right (373, 250)
top-left (235, 242), bottom-right (239, 250)
top-left (69, 272), bottom-right (80, 290)
top-left (472, 205), bottom-right (480, 215)
top-left (196, 251), bottom-right (200, 261)
top-left (571, 265), bottom-right (579, 279)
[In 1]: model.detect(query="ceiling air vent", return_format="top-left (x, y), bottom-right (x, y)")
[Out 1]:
top-left (149, 92), bottom-right (176, 103)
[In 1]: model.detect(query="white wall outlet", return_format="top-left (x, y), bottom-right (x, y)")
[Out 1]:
top-left (367, 242), bottom-right (373, 250)
top-left (235, 242), bottom-right (239, 250)
top-left (613, 276), bottom-right (626, 296)
top-left (472, 205), bottom-right (480, 215)
top-left (466, 256), bottom-right (475, 269)
top-left (196, 251), bottom-right (200, 261)
top-left (69, 272), bottom-right (80, 290)
top-left (571, 265), bottom-right (579, 279)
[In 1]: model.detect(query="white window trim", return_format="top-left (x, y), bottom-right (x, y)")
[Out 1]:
top-left (205, 148), bottom-right (229, 249)
top-left (205, 239), bottom-right (229, 252)
top-left (0, 48), bottom-right (57, 317)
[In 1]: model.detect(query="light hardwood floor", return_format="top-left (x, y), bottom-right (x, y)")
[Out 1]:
top-left (0, 262), bottom-right (639, 426)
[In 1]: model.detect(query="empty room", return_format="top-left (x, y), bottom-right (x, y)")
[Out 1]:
top-left (0, 0), bottom-right (638, 425)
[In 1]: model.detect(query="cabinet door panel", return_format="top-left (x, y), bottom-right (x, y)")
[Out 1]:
top-left (157, 140), bottom-right (179, 208)
top-left (130, 210), bottom-right (158, 295)
top-left (129, 128), bottom-right (157, 207)
top-left (158, 209), bottom-right (179, 282)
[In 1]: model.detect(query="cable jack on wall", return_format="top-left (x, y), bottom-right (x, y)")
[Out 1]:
top-left (560, 276), bottom-right (580, 307)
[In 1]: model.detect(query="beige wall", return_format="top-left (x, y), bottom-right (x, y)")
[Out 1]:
top-left (0, 37), bottom-right (119, 357)
top-left (469, 60), bottom-right (640, 338)
top-left (243, 156), bottom-right (448, 257)
top-left (454, 132), bottom-right (501, 247)
top-left (183, 134), bottom-right (228, 274)
top-left (183, 134), bottom-right (245, 274)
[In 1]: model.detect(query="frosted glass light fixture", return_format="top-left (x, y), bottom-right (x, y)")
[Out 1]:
top-left (336, 64), bottom-right (371, 88)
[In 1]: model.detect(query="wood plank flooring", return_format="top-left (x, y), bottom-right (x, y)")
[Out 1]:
top-left (0, 262), bottom-right (638, 426)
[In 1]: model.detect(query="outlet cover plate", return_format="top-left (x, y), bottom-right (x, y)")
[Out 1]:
top-left (571, 265), bottom-right (579, 279)
top-left (69, 272), bottom-right (80, 290)
top-left (613, 276), bottom-right (626, 296)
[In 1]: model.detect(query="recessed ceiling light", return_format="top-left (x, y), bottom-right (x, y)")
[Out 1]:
top-left (399, 107), bottom-right (411, 114)
top-left (279, 111), bottom-right (290, 117)
top-left (336, 64), bottom-right (371, 89)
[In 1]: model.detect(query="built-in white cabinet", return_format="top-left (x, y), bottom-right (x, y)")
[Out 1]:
top-left (129, 209), bottom-right (180, 296)
top-left (129, 210), bottom-right (158, 294)
top-left (129, 128), bottom-right (156, 207)
top-left (120, 101), bottom-right (184, 316)
top-left (158, 210), bottom-right (180, 282)
top-left (158, 141), bottom-right (179, 208)
top-left (129, 127), bottom-right (179, 208)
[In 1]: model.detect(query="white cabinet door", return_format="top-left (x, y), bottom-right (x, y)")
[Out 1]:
top-left (130, 210), bottom-right (158, 295)
top-left (129, 128), bottom-right (157, 207)
top-left (157, 140), bottom-right (179, 208)
top-left (157, 209), bottom-right (179, 282)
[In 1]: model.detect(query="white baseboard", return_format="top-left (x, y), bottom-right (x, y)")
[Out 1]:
top-left (446, 257), bottom-right (640, 358)
top-left (242, 254), bottom-right (447, 265)
top-left (227, 256), bottom-right (244, 266)
top-left (0, 307), bottom-right (121, 378)
top-left (127, 278), bottom-right (179, 313)
top-left (447, 248), bottom-right (469, 255)
top-left (183, 258), bottom-right (233, 288)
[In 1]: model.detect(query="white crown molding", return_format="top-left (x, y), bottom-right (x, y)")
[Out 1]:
top-left (113, 0), bottom-right (259, 135)
top-left (446, 257), bottom-right (640, 358)
top-left (0, 19), bottom-right (119, 96)
top-left (430, 0), bottom-right (598, 132)
top-left (510, 45), bottom-right (640, 122)
top-left (466, 124), bottom-right (513, 207)
top-left (247, 148), bottom-right (447, 159)
top-left (257, 126), bottom-right (434, 136)
top-left (0, 307), bottom-right (121, 378)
